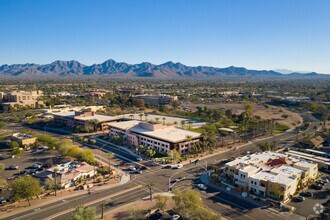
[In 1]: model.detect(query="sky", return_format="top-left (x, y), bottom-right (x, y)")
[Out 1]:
top-left (0, 0), bottom-right (330, 73)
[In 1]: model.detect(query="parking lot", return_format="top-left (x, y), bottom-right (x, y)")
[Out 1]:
top-left (289, 174), bottom-right (330, 218)
top-left (0, 146), bottom-right (61, 196)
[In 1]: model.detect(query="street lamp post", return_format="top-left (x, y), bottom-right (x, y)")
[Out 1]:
top-left (168, 172), bottom-right (180, 192)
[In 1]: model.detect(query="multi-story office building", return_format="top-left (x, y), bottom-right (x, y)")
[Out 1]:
top-left (0, 90), bottom-right (43, 107)
top-left (108, 121), bottom-right (201, 155)
top-left (53, 109), bottom-right (121, 131)
top-left (133, 94), bottom-right (178, 106)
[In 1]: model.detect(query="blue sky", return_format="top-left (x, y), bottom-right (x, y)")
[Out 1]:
top-left (0, 0), bottom-right (330, 73)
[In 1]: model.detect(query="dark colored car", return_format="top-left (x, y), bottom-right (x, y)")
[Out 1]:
top-left (300, 191), bottom-right (313, 197)
top-left (316, 180), bottom-right (326, 186)
top-left (8, 165), bottom-right (18, 170)
top-left (311, 184), bottom-right (323, 190)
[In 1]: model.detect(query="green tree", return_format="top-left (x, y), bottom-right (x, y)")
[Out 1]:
top-left (9, 141), bottom-right (20, 149)
top-left (11, 147), bottom-right (23, 155)
top-left (0, 122), bottom-right (6, 129)
top-left (0, 179), bottom-right (8, 192)
top-left (0, 163), bottom-right (5, 172)
top-left (155, 194), bottom-right (170, 211)
top-left (173, 189), bottom-right (221, 220)
top-left (168, 149), bottom-right (181, 163)
top-left (70, 205), bottom-right (97, 220)
top-left (11, 176), bottom-right (43, 206)
top-left (127, 206), bottom-right (145, 220)
top-left (243, 101), bottom-right (254, 120)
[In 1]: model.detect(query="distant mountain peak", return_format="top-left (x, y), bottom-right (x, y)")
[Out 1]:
top-left (0, 59), bottom-right (327, 78)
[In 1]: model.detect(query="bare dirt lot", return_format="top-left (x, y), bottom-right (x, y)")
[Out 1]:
top-left (183, 102), bottom-right (303, 129)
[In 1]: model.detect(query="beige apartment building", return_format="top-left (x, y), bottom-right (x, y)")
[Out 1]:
top-left (224, 151), bottom-right (318, 203)
top-left (0, 90), bottom-right (44, 107)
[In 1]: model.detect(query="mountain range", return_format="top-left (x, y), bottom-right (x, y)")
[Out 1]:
top-left (0, 59), bottom-right (327, 78)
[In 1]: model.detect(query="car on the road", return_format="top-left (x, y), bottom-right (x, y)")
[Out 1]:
top-left (197, 183), bottom-right (207, 190)
top-left (8, 165), bottom-right (19, 170)
top-left (173, 164), bottom-right (183, 169)
top-left (129, 165), bottom-right (136, 171)
top-left (316, 180), bottom-right (327, 186)
top-left (300, 191), bottom-right (313, 197)
top-left (136, 157), bottom-right (142, 161)
top-left (162, 165), bottom-right (172, 169)
top-left (170, 214), bottom-right (181, 220)
top-left (293, 196), bottom-right (305, 202)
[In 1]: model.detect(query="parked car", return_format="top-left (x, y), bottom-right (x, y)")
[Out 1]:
top-left (311, 184), bottom-right (323, 190)
top-left (170, 214), bottom-right (181, 220)
top-left (136, 157), bottom-right (142, 161)
top-left (322, 199), bottom-right (330, 206)
top-left (300, 191), bottom-right (313, 197)
top-left (8, 165), bottom-right (18, 170)
top-left (197, 183), bottom-right (207, 190)
top-left (322, 176), bottom-right (330, 182)
top-left (316, 180), bottom-right (326, 186)
top-left (294, 196), bottom-right (305, 202)
top-left (129, 165), bottom-right (136, 171)
top-left (18, 170), bottom-right (28, 176)
top-left (0, 198), bottom-right (7, 205)
top-left (30, 164), bottom-right (42, 169)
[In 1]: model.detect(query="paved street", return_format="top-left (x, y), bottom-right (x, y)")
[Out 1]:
top-left (1, 118), bottom-right (320, 220)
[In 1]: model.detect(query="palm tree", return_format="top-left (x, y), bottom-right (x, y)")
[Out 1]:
top-left (129, 114), bottom-right (134, 119)
top-left (174, 121), bottom-right (178, 127)
top-left (144, 113), bottom-right (148, 121)
top-left (53, 167), bottom-right (59, 196)
top-left (188, 121), bottom-right (192, 129)
top-left (155, 118), bottom-right (160, 123)
top-left (185, 135), bottom-right (193, 153)
top-left (162, 117), bottom-right (166, 125)
top-left (181, 121), bottom-right (186, 129)
top-left (145, 182), bottom-right (155, 201)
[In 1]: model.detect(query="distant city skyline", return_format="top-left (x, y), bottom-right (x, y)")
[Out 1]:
top-left (1, 0), bottom-right (329, 73)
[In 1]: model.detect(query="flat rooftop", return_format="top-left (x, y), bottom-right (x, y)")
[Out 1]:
top-left (131, 125), bottom-right (201, 143)
top-left (271, 164), bottom-right (302, 176)
top-left (52, 112), bottom-right (118, 122)
top-left (107, 120), bottom-right (141, 130)
top-left (251, 171), bottom-right (295, 185)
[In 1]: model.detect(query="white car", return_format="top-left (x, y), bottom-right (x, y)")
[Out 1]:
top-left (171, 214), bottom-right (181, 220)
top-left (197, 183), bottom-right (207, 190)
top-left (136, 157), bottom-right (142, 161)
top-left (129, 166), bottom-right (136, 171)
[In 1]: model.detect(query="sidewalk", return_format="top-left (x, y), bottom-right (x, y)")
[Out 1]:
top-left (94, 137), bottom-right (140, 157)
top-left (0, 173), bottom-right (130, 219)
top-left (200, 174), bottom-right (304, 220)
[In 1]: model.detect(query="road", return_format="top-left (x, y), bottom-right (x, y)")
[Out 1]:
top-left (2, 117), bottom-right (319, 220)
